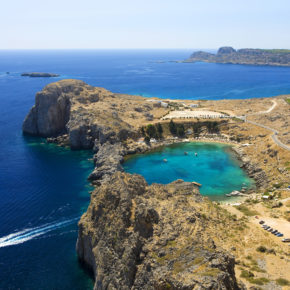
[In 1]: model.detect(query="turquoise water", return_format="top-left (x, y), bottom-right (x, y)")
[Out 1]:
top-left (123, 142), bottom-right (254, 200)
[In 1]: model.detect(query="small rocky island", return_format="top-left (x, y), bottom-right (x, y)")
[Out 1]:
top-left (21, 72), bottom-right (60, 77)
top-left (23, 80), bottom-right (290, 289)
top-left (185, 46), bottom-right (290, 66)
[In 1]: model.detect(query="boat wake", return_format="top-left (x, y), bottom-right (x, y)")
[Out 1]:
top-left (0, 217), bottom-right (79, 248)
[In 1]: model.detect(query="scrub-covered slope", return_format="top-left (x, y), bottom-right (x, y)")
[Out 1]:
top-left (77, 172), bottom-right (242, 290)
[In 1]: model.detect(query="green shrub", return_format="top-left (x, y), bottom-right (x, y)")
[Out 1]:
top-left (169, 119), bottom-right (177, 135)
top-left (256, 246), bottom-right (267, 253)
top-left (146, 124), bottom-right (157, 138)
top-left (240, 270), bottom-right (254, 278)
top-left (177, 124), bottom-right (185, 137)
top-left (144, 136), bottom-right (150, 143)
top-left (156, 123), bottom-right (163, 138)
top-left (248, 277), bottom-right (269, 285)
top-left (276, 278), bottom-right (289, 286)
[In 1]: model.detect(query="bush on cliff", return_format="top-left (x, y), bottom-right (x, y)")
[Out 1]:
top-left (169, 120), bottom-right (177, 135)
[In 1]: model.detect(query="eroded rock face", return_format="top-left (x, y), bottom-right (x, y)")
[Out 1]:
top-left (22, 79), bottom-right (135, 149)
top-left (23, 80), bottom-right (85, 136)
top-left (77, 172), bottom-right (241, 290)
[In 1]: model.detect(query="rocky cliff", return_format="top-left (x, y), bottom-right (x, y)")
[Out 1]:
top-left (22, 80), bottom-right (140, 149)
top-left (77, 172), bottom-right (242, 290)
top-left (23, 79), bottom-right (169, 149)
top-left (186, 47), bottom-right (290, 66)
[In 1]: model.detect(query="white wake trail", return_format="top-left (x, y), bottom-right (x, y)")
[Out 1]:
top-left (0, 217), bottom-right (79, 248)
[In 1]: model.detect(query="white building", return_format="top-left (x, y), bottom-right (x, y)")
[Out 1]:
top-left (189, 104), bottom-right (199, 108)
top-left (160, 101), bottom-right (169, 108)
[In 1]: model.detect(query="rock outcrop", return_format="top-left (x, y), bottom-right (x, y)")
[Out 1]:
top-left (23, 79), bottom-right (136, 149)
top-left (232, 147), bottom-right (268, 188)
top-left (21, 72), bottom-right (60, 77)
top-left (185, 47), bottom-right (290, 66)
top-left (77, 172), bottom-right (242, 290)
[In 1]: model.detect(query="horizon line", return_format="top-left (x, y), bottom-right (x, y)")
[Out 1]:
top-left (0, 46), bottom-right (289, 51)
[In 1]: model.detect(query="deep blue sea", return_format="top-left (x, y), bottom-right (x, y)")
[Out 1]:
top-left (0, 50), bottom-right (290, 289)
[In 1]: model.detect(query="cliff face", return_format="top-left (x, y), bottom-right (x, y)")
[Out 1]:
top-left (77, 172), bottom-right (241, 290)
top-left (23, 80), bottom-right (74, 136)
top-left (23, 79), bottom-right (170, 149)
top-left (186, 46), bottom-right (290, 66)
top-left (22, 79), bottom-right (136, 149)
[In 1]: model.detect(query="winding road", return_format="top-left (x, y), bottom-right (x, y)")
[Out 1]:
top-left (241, 100), bottom-right (290, 151)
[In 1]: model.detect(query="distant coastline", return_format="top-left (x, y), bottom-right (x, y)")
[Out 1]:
top-left (183, 46), bottom-right (290, 67)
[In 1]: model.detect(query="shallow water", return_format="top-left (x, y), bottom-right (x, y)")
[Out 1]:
top-left (123, 142), bottom-right (254, 201)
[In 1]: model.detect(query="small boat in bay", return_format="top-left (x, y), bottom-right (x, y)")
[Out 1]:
top-left (226, 190), bottom-right (242, 197)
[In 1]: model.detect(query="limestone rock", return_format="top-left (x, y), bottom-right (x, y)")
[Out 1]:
top-left (22, 79), bottom-right (135, 149)
top-left (77, 172), bottom-right (241, 290)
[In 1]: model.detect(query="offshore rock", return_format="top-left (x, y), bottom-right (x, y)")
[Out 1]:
top-left (21, 72), bottom-right (60, 77)
top-left (77, 172), bottom-right (241, 290)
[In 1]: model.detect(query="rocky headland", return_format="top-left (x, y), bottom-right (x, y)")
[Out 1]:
top-left (77, 172), bottom-right (241, 289)
top-left (185, 47), bottom-right (290, 67)
top-left (23, 80), bottom-right (290, 289)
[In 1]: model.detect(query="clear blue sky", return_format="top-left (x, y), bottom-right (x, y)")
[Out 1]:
top-left (1, 0), bottom-right (289, 49)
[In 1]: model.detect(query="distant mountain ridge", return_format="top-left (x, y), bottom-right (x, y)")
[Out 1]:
top-left (185, 46), bottom-right (290, 66)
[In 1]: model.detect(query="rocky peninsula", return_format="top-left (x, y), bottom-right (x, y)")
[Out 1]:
top-left (23, 80), bottom-right (290, 289)
top-left (185, 47), bottom-right (290, 67)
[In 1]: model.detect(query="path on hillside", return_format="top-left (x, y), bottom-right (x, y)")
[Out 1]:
top-left (241, 100), bottom-right (290, 151)
top-left (247, 100), bottom-right (277, 116)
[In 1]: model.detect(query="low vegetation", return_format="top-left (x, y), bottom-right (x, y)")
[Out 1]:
top-left (141, 123), bottom-right (163, 140)
top-left (240, 270), bottom-right (269, 285)
top-left (169, 119), bottom-right (185, 137)
top-left (276, 278), bottom-right (290, 286)
top-left (263, 49), bottom-right (290, 54)
top-left (235, 205), bottom-right (259, 216)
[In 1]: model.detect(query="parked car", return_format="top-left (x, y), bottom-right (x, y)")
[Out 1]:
top-left (259, 220), bottom-right (265, 224)
top-left (282, 238), bottom-right (290, 242)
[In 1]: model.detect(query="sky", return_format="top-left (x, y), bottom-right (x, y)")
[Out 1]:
top-left (1, 0), bottom-right (290, 49)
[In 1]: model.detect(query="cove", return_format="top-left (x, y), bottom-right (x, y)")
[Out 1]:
top-left (123, 142), bottom-right (254, 200)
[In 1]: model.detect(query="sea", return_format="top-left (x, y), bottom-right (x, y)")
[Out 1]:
top-left (0, 49), bottom-right (290, 289)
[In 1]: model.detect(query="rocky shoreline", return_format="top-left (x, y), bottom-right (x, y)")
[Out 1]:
top-left (22, 79), bottom-right (274, 289)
